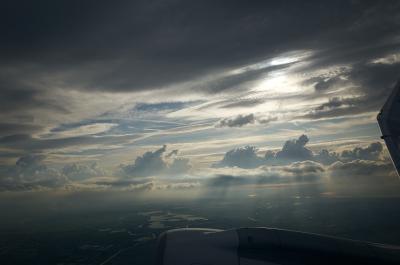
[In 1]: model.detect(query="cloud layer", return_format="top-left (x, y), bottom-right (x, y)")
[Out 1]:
top-left (0, 1), bottom-right (399, 193)
top-left (0, 135), bottom-right (397, 192)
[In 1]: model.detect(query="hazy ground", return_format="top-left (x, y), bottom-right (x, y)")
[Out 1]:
top-left (1, 183), bottom-right (400, 265)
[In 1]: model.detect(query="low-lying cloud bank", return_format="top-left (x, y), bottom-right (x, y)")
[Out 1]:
top-left (0, 136), bottom-right (398, 192)
top-left (206, 160), bottom-right (326, 187)
top-left (208, 134), bottom-right (398, 187)
top-left (0, 145), bottom-right (192, 191)
top-left (214, 134), bottom-right (386, 168)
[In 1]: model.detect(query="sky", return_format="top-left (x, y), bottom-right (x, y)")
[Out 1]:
top-left (0, 0), bottom-right (400, 193)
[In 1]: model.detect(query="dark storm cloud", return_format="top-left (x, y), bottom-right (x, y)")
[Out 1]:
top-left (0, 123), bottom-right (43, 137)
top-left (349, 61), bottom-right (400, 100)
top-left (298, 77), bottom-right (397, 120)
top-left (0, 86), bottom-right (37, 112)
top-left (0, 0), bottom-right (400, 166)
top-left (1, 0), bottom-right (399, 94)
top-left (0, 69), bottom-right (70, 117)
top-left (296, 49), bottom-right (400, 121)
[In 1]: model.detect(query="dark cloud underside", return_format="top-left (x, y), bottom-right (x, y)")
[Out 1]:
top-left (1, 0), bottom-right (399, 92)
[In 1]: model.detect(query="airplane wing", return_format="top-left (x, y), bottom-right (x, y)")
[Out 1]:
top-left (155, 227), bottom-right (400, 265)
top-left (377, 80), bottom-right (400, 177)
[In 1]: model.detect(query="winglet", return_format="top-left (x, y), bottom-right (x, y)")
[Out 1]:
top-left (377, 80), bottom-right (400, 177)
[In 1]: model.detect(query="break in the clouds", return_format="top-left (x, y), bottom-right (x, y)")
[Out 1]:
top-left (0, 1), bottom-right (399, 192)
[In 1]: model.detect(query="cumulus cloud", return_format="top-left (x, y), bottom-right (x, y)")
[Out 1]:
top-left (0, 137), bottom-right (394, 192)
top-left (0, 154), bottom-right (68, 191)
top-left (265, 136), bottom-right (385, 166)
top-left (166, 149), bottom-right (179, 158)
top-left (120, 145), bottom-right (191, 177)
top-left (168, 158), bottom-right (192, 175)
top-left (214, 135), bottom-right (387, 170)
top-left (120, 145), bottom-right (167, 177)
top-left (62, 162), bottom-right (107, 181)
top-left (211, 134), bottom-right (394, 186)
top-left (340, 142), bottom-right (384, 161)
top-left (213, 146), bottom-right (264, 168)
top-left (0, 145), bottom-right (192, 191)
top-left (263, 135), bottom-right (314, 164)
top-left (0, 154), bottom-right (111, 191)
top-left (313, 149), bottom-right (339, 165)
top-left (15, 154), bottom-right (46, 170)
top-left (275, 134), bottom-right (313, 161)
